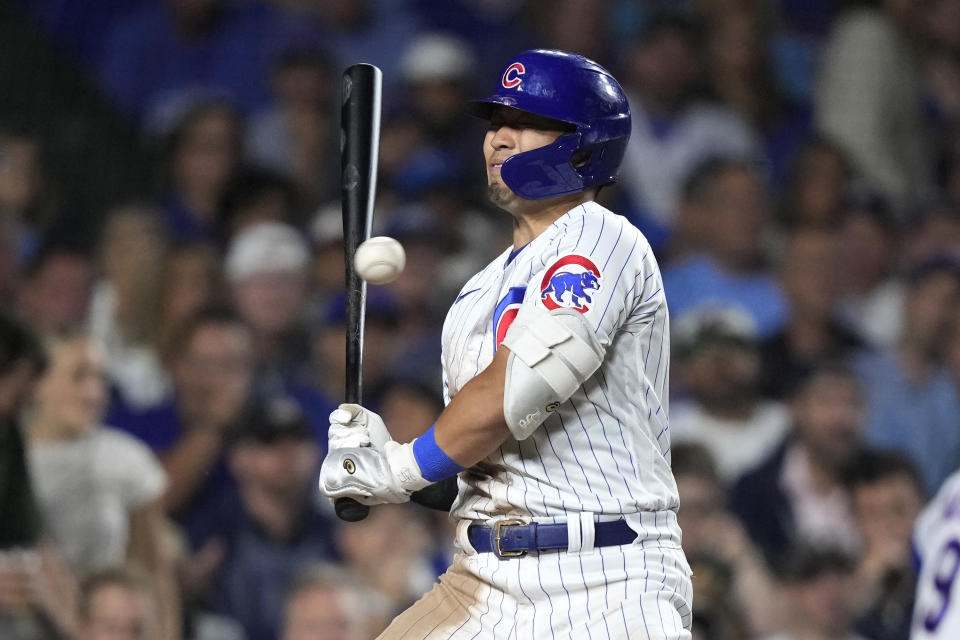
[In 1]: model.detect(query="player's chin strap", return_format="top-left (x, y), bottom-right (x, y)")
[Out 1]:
top-left (501, 305), bottom-right (605, 440)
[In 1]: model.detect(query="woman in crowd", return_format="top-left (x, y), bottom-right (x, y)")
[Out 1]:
top-left (25, 332), bottom-right (179, 640)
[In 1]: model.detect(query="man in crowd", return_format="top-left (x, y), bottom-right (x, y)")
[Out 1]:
top-left (732, 362), bottom-right (865, 570)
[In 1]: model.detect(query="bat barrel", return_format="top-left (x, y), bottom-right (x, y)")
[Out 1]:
top-left (341, 63), bottom-right (382, 405)
top-left (337, 64), bottom-right (382, 523)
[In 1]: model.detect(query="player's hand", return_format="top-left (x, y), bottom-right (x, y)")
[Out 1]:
top-left (319, 442), bottom-right (416, 505)
top-left (328, 403), bottom-right (391, 450)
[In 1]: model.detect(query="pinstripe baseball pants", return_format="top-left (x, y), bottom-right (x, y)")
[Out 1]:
top-left (378, 519), bottom-right (693, 639)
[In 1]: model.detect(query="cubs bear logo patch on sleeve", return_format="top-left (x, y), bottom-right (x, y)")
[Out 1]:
top-left (540, 255), bottom-right (601, 313)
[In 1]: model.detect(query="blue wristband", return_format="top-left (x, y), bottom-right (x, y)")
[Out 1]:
top-left (413, 425), bottom-right (465, 483)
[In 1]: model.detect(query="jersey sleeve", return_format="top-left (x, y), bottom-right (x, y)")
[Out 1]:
top-left (521, 213), bottom-right (660, 349)
top-left (441, 363), bottom-right (452, 406)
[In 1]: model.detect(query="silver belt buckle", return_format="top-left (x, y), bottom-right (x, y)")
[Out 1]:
top-left (493, 519), bottom-right (526, 558)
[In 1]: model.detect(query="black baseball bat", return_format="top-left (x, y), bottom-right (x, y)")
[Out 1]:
top-left (336, 63), bottom-right (381, 522)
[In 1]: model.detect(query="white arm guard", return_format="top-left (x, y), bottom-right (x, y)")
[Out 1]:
top-left (501, 305), bottom-right (604, 440)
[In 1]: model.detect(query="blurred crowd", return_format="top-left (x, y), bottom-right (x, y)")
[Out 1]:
top-left (1, 0), bottom-right (959, 639)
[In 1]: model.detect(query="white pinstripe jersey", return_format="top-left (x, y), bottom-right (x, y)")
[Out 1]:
top-left (441, 201), bottom-right (680, 528)
top-left (912, 470), bottom-right (960, 640)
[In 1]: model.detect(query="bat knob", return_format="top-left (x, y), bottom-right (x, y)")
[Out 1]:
top-left (335, 497), bottom-right (370, 522)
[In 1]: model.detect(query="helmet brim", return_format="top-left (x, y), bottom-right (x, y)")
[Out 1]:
top-left (466, 98), bottom-right (577, 132)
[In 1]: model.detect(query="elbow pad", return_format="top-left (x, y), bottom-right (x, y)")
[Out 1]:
top-left (501, 305), bottom-right (604, 440)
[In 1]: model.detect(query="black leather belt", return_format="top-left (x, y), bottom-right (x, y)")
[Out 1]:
top-left (468, 518), bottom-right (637, 559)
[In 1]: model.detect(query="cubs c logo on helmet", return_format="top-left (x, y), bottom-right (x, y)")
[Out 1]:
top-left (501, 62), bottom-right (525, 89)
top-left (540, 255), bottom-right (601, 313)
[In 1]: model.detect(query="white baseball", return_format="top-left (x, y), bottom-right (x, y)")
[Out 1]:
top-left (354, 236), bottom-right (406, 285)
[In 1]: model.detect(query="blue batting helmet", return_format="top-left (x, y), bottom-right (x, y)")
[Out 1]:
top-left (468, 49), bottom-right (631, 200)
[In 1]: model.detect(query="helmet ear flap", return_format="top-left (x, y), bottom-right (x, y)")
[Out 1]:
top-left (500, 132), bottom-right (584, 199)
top-left (571, 149), bottom-right (592, 169)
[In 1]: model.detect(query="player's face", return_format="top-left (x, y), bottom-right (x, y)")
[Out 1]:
top-left (483, 106), bottom-right (569, 209)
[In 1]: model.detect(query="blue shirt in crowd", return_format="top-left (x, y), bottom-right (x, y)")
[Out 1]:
top-left (853, 349), bottom-right (960, 493)
top-left (209, 489), bottom-right (339, 640)
top-left (98, 2), bottom-right (290, 124)
top-left (105, 393), bottom-right (237, 548)
top-left (662, 254), bottom-right (789, 339)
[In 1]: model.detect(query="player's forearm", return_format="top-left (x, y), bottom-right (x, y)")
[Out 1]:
top-left (433, 347), bottom-right (512, 468)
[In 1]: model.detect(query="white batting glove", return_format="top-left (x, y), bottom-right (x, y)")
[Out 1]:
top-left (319, 440), bottom-right (431, 505)
top-left (327, 403), bottom-right (391, 450)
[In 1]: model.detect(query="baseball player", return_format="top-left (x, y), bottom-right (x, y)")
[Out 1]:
top-left (912, 470), bottom-right (960, 640)
top-left (320, 49), bottom-right (693, 639)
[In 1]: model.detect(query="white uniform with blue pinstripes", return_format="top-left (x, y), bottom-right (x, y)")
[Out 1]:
top-left (379, 202), bottom-right (692, 639)
top-left (912, 470), bottom-right (960, 640)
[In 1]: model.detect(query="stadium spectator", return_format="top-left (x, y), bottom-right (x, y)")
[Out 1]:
top-left (760, 546), bottom-right (866, 640)
top-left (384, 218), bottom-right (450, 375)
top-left (281, 0), bottom-right (422, 103)
top-left (852, 254), bottom-right (960, 492)
top-left (107, 307), bottom-right (253, 548)
top-left (225, 222), bottom-right (312, 394)
top-left (0, 128), bottom-right (50, 262)
top-left (760, 225), bottom-right (866, 398)
top-left (398, 33), bottom-right (479, 169)
top-left (377, 378), bottom-right (445, 444)
top-left (533, 0), bottom-right (610, 65)
top-left (671, 307), bottom-right (790, 482)
top-left (26, 334), bottom-right (166, 570)
top-left (88, 205), bottom-right (169, 410)
top-left (618, 13), bottom-right (759, 246)
top-left (155, 242), bottom-right (222, 365)
top-left (664, 157), bottom-right (788, 338)
top-left (844, 449), bottom-right (926, 640)
top-left (16, 243), bottom-right (93, 335)
top-left (901, 199), bottom-right (960, 265)
top-left (26, 332), bottom-right (178, 638)
top-left (835, 191), bottom-right (904, 350)
top-left (0, 314), bottom-right (47, 548)
top-left (672, 443), bottom-right (783, 638)
top-left (334, 504), bottom-right (438, 620)
top-left (76, 566), bottom-right (161, 640)
top-left (375, 113), bottom-right (430, 212)
top-left (703, 1), bottom-right (808, 182)
top-left (282, 563), bottom-right (383, 640)
top-left (98, 0), bottom-right (285, 125)
top-left (306, 204), bottom-right (346, 317)
top-left (815, 0), bottom-right (933, 216)
top-left (778, 137), bottom-right (852, 229)
top-left (731, 362), bottom-right (866, 571)
top-left (916, 0), bottom-right (960, 131)
top-left (310, 290), bottom-right (401, 413)
top-left (375, 378), bottom-right (455, 565)
top-left (224, 221), bottom-right (334, 432)
top-left (407, 0), bottom-right (530, 81)
top-left (217, 167), bottom-right (300, 238)
top-left (0, 312), bottom-right (76, 640)
top-left (246, 48), bottom-right (337, 206)
top-left (160, 101), bottom-right (242, 245)
top-left (205, 397), bottom-right (338, 640)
